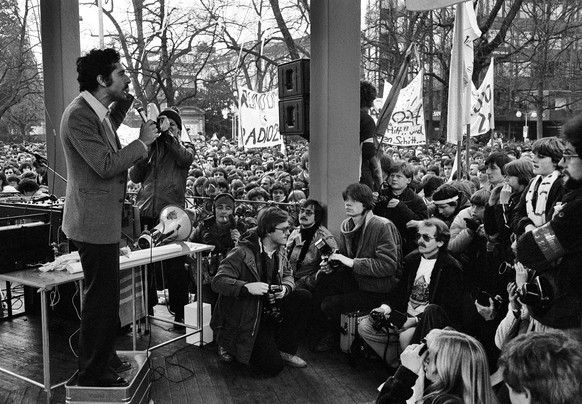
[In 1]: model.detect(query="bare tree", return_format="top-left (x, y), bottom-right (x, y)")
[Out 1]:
top-left (501, 0), bottom-right (582, 139)
top-left (0, 0), bottom-right (43, 127)
top-left (85, 0), bottom-right (221, 109)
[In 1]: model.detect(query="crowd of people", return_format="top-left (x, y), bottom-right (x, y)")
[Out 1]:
top-left (2, 70), bottom-right (582, 401)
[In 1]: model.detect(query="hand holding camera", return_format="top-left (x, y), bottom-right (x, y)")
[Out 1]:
top-left (400, 343), bottom-right (428, 374)
top-left (244, 282), bottom-right (269, 296)
top-left (315, 238), bottom-right (340, 270)
top-left (464, 217), bottom-right (481, 233)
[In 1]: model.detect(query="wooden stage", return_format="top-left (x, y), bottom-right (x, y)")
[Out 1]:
top-left (0, 305), bottom-right (388, 404)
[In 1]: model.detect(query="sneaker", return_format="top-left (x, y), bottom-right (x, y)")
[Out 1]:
top-left (279, 351), bottom-right (307, 368)
top-left (218, 346), bottom-right (233, 362)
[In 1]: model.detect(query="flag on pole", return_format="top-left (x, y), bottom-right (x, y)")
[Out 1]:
top-left (376, 45), bottom-right (414, 138)
top-left (465, 58), bottom-right (495, 137)
top-left (446, 1), bottom-right (481, 144)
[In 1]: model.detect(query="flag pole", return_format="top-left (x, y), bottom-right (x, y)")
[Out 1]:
top-left (454, 4), bottom-right (464, 181)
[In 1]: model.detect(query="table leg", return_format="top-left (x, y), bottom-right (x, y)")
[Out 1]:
top-left (197, 252), bottom-right (203, 346)
top-left (40, 289), bottom-right (51, 403)
top-left (6, 281), bottom-right (12, 318)
top-left (131, 267), bottom-right (137, 350)
top-left (144, 265), bottom-right (150, 333)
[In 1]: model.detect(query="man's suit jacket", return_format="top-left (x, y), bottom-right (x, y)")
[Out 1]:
top-left (61, 94), bottom-right (147, 244)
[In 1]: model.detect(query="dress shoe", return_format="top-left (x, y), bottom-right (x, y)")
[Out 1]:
top-left (78, 373), bottom-right (129, 388)
top-left (218, 346), bottom-right (233, 362)
top-left (112, 361), bottom-right (132, 373)
top-left (279, 351), bottom-right (307, 368)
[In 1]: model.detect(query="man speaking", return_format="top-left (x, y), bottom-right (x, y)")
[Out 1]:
top-left (61, 48), bottom-right (158, 387)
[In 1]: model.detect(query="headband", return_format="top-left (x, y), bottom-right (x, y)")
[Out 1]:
top-left (433, 195), bottom-right (459, 205)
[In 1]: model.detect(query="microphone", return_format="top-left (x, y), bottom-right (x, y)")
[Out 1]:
top-left (20, 146), bottom-right (48, 165)
top-left (134, 100), bottom-right (148, 122)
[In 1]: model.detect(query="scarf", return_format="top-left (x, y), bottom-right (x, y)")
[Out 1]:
top-left (340, 210), bottom-right (371, 257)
top-left (525, 170), bottom-right (560, 227)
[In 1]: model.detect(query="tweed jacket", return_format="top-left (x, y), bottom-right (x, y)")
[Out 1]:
top-left (60, 94), bottom-right (148, 244)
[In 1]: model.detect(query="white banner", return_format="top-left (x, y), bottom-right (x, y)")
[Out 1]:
top-left (465, 59), bottom-right (495, 137)
top-left (238, 87), bottom-right (282, 150)
top-left (446, 1), bottom-right (481, 144)
top-left (381, 70), bottom-right (426, 146)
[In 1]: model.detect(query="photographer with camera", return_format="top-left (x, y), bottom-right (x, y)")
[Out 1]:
top-left (286, 199), bottom-right (337, 292)
top-left (358, 218), bottom-right (463, 367)
top-left (129, 107), bottom-right (195, 327)
top-left (190, 193), bottom-right (246, 306)
top-left (211, 207), bottom-right (312, 375)
top-left (310, 183), bottom-right (402, 352)
top-left (514, 114), bottom-right (582, 337)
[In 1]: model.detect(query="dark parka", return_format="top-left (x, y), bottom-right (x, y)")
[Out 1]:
top-left (210, 229), bottom-right (295, 364)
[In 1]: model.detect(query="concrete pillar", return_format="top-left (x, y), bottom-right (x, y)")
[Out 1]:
top-left (310, 0), bottom-right (361, 237)
top-left (40, 0), bottom-right (80, 196)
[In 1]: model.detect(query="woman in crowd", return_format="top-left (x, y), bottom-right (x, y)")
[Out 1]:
top-left (376, 329), bottom-right (498, 404)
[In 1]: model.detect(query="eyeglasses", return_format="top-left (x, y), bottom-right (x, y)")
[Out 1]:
top-left (562, 150), bottom-right (579, 160)
top-left (274, 225), bottom-right (291, 233)
top-left (416, 233), bottom-right (436, 242)
top-left (299, 208), bottom-right (314, 216)
top-left (275, 165), bottom-right (284, 169)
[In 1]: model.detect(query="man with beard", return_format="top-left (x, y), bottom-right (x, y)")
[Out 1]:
top-left (286, 199), bottom-right (337, 291)
top-left (516, 113), bottom-right (582, 337)
top-left (61, 48), bottom-right (159, 387)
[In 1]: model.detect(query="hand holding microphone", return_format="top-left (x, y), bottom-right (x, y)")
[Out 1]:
top-left (134, 100), bottom-right (159, 146)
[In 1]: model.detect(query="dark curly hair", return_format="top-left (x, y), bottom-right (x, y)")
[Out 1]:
top-left (77, 48), bottom-right (121, 92)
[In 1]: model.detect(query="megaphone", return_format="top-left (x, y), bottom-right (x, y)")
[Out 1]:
top-left (138, 205), bottom-right (197, 249)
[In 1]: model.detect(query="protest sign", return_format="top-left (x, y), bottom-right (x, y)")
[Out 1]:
top-left (238, 87), bottom-right (282, 150)
top-left (382, 70), bottom-right (426, 146)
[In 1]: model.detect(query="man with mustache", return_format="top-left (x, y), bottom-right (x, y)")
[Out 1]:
top-left (61, 48), bottom-right (159, 387)
top-left (358, 218), bottom-right (463, 366)
top-left (286, 199), bottom-right (337, 292)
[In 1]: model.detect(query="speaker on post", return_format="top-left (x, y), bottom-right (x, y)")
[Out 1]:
top-left (278, 59), bottom-right (310, 141)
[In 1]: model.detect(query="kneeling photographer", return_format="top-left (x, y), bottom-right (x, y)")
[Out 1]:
top-left (211, 207), bottom-right (312, 375)
top-left (358, 218), bottom-right (463, 367)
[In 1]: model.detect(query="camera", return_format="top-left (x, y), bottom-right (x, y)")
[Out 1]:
top-left (517, 276), bottom-right (551, 308)
top-left (315, 238), bottom-right (340, 268)
top-left (157, 115), bottom-right (171, 133)
top-left (263, 285), bottom-right (284, 323)
top-left (471, 287), bottom-right (503, 311)
top-left (369, 309), bottom-right (407, 331)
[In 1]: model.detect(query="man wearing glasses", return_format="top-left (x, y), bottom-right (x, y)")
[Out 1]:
top-left (211, 207), bottom-right (312, 375)
top-left (515, 114), bottom-right (582, 335)
top-left (286, 199), bottom-right (337, 292)
top-left (358, 218), bottom-right (463, 366)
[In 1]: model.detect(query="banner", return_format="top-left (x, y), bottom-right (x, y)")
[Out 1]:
top-left (465, 59), bottom-right (495, 137)
top-left (382, 70), bottom-right (426, 146)
top-left (406, 0), bottom-right (468, 11)
top-left (238, 87), bottom-right (282, 150)
top-left (446, 1), bottom-right (481, 144)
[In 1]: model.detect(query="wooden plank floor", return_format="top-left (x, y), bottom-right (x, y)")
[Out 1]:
top-left (0, 306), bottom-right (388, 404)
